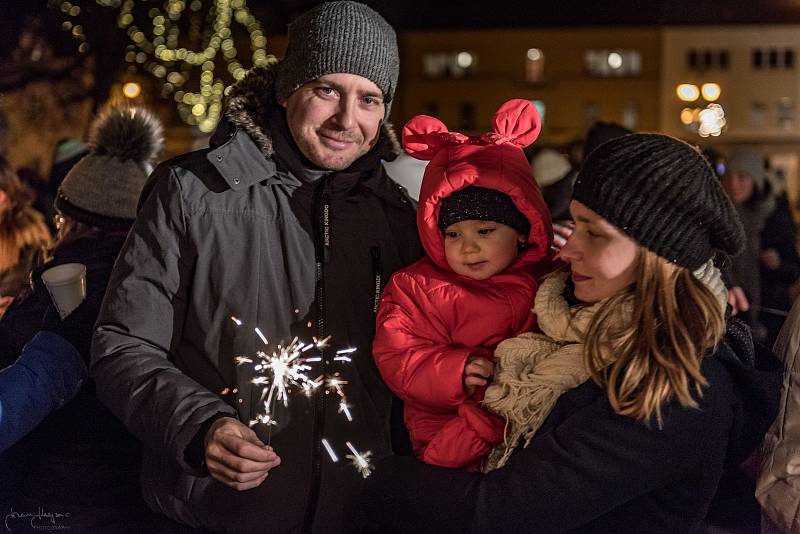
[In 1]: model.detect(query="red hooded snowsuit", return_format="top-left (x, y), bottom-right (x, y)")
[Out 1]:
top-left (373, 100), bottom-right (553, 471)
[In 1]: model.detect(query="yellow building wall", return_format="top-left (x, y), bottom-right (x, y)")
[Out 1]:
top-left (394, 27), bottom-right (661, 144)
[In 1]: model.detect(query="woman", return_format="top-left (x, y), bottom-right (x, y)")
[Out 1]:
top-left (0, 157), bottom-right (51, 316)
top-left (358, 133), bottom-right (781, 533)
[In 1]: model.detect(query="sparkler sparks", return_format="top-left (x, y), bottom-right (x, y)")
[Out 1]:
top-left (231, 318), bottom-right (369, 477)
top-left (322, 438), bottom-right (339, 462)
top-left (345, 441), bottom-right (374, 478)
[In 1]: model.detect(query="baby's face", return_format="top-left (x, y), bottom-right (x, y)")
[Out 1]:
top-left (443, 220), bottom-right (526, 280)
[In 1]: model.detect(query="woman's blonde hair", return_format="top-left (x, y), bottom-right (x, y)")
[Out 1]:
top-left (584, 248), bottom-right (725, 425)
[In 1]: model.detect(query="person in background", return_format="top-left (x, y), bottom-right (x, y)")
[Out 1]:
top-left (0, 104), bottom-right (175, 533)
top-left (757, 297), bottom-right (800, 533)
top-left (374, 100), bottom-right (553, 471)
top-left (531, 148), bottom-right (572, 222)
top-left (549, 122), bottom-right (632, 252)
top-left (722, 149), bottom-right (777, 344)
top-left (358, 133), bottom-right (781, 534)
top-left (0, 157), bottom-right (51, 317)
top-left (759, 166), bottom-right (800, 345)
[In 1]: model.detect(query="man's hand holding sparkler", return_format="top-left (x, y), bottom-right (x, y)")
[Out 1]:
top-left (204, 417), bottom-right (282, 491)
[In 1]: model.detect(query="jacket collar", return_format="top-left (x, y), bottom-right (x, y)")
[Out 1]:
top-left (207, 63), bottom-right (401, 193)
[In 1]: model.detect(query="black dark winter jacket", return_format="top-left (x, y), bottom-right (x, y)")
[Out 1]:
top-left (91, 65), bottom-right (421, 534)
top-left (357, 320), bottom-right (781, 534)
top-left (0, 232), bottom-right (146, 529)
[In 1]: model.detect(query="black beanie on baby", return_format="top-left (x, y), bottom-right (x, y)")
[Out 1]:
top-left (438, 185), bottom-right (531, 238)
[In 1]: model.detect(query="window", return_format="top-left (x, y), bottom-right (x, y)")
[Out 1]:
top-left (748, 101), bottom-right (767, 129)
top-left (778, 98), bottom-right (794, 130)
top-left (422, 51), bottom-right (477, 79)
top-left (525, 48), bottom-right (545, 83)
top-left (769, 49), bottom-right (779, 69)
top-left (686, 49), bottom-right (729, 71)
top-left (622, 100), bottom-right (639, 130)
top-left (584, 49), bottom-right (641, 77)
top-left (785, 49), bottom-right (795, 69)
top-left (583, 101), bottom-right (600, 128)
top-left (719, 50), bottom-right (730, 70)
top-left (458, 102), bottom-right (476, 131)
top-left (752, 47), bottom-right (796, 70)
top-left (753, 49), bottom-right (764, 69)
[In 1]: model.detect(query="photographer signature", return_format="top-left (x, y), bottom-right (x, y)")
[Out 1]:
top-left (5, 507), bottom-right (70, 531)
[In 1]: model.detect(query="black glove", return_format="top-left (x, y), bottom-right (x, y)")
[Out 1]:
top-left (41, 287), bottom-right (104, 364)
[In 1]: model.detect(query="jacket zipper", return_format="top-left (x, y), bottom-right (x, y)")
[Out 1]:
top-left (303, 175), bottom-right (332, 533)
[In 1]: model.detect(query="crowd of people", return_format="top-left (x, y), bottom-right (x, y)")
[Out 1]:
top-left (0, 2), bottom-right (798, 533)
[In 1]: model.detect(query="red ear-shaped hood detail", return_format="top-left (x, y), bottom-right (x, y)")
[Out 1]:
top-left (486, 99), bottom-right (542, 148)
top-left (410, 100), bottom-right (553, 274)
top-left (402, 115), bottom-right (470, 161)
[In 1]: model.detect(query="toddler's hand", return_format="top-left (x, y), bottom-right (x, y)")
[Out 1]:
top-left (463, 355), bottom-right (494, 396)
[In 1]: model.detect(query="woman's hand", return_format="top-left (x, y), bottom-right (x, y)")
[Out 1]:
top-left (463, 355), bottom-right (495, 395)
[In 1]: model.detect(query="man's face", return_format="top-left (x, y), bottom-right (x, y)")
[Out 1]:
top-left (283, 73), bottom-right (386, 171)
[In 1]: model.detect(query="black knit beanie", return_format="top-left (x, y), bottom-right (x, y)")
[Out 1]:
top-left (438, 186), bottom-right (531, 238)
top-left (572, 133), bottom-right (745, 269)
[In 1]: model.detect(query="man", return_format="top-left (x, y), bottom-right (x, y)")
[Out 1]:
top-left (91, 3), bottom-right (421, 532)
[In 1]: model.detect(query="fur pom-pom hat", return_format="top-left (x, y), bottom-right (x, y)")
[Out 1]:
top-left (56, 105), bottom-right (164, 229)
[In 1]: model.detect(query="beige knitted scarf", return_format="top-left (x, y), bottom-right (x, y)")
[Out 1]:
top-left (483, 262), bottom-right (727, 472)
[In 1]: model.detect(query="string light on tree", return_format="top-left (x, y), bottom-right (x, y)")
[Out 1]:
top-left (53, 0), bottom-right (276, 132)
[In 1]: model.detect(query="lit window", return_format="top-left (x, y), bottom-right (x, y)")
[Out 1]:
top-left (748, 101), bottom-right (767, 129)
top-left (777, 98), bottom-right (794, 130)
top-left (622, 100), bottom-right (639, 130)
top-left (584, 49), bottom-right (641, 77)
top-left (525, 48), bottom-right (545, 83)
top-left (422, 51), bottom-right (478, 79)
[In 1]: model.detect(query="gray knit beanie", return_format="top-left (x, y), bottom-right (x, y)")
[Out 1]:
top-left (275, 1), bottom-right (399, 114)
top-left (726, 149), bottom-right (768, 191)
top-left (573, 133), bottom-right (745, 269)
top-left (56, 105), bottom-right (163, 229)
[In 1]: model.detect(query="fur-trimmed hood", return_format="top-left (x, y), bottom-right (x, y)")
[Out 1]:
top-left (222, 63), bottom-right (401, 162)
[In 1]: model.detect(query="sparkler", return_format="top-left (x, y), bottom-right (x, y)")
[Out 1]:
top-left (230, 316), bottom-right (373, 477)
top-left (232, 317), bottom-right (330, 428)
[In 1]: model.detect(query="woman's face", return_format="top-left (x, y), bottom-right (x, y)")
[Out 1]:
top-left (721, 170), bottom-right (754, 204)
top-left (559, 200), bottom-right (639, 303)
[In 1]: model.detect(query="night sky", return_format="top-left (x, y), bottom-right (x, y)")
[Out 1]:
top-left (5, 0), bottom-right (800, 33)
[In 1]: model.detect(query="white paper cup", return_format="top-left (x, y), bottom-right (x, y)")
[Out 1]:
top-left (42, 263), bottom-right (87, 319)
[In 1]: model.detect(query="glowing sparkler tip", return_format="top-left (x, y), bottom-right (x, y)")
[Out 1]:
top-left (322, 438), bottom-right (339, 462)
top-left (254, 327), bottom-right (269, 345)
